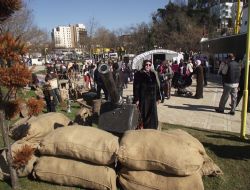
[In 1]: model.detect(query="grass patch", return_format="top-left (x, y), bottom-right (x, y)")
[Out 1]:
top-left (162, 123), bottom-right (250, 190)
top-left (1, 111), bottom-right (250, 189)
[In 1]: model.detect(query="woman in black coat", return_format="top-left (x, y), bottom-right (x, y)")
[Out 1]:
top-left (133, 60), bottom-right (161, 129)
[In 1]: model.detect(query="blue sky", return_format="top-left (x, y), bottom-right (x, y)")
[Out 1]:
top-left (24, 0), bottom-right (169, 32)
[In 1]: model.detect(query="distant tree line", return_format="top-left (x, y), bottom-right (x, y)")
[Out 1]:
top-left (84, 1), bottom-right (219, 54)
top-left (0, 1), bottom-right (219, 55)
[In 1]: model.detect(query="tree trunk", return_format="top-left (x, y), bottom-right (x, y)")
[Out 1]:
top-left (0, 87), bottom-right (3, 102)
top-left (0, 110), bottom-right (20, 190)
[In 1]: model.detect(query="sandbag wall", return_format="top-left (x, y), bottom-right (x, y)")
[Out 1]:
top-left (117, 129), bottom-right (222, 190)
top-left (1, 112), bottom-right (223, 190)
top-left (34, 125), bottom-right (118, 190)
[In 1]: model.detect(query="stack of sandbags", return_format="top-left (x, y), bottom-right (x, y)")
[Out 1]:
top-left (34, 125), bottom-right (118, 190)
top-left (118, 129), bottom-right (222, 190)
top-left (9, 112), bottom-right (71, 143)
top-left (0, 113), bottom-right (71, 180)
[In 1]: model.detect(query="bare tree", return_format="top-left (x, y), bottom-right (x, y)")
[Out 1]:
top-left (128, 23), bottom-right (151, 54)
top-left (0, 3), bottom-right (50, 53)
top-left (0, 4), bottom-right (33, 36)
top-left (93, 27), bottom-right (118, 48)
top-left (86, 17), bottom-right (99, 57)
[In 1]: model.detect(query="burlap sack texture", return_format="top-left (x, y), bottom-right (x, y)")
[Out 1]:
top-left (166, 129), bottom-right (223, 176)
top-left (0, 140), bottom-right (39, 180)
top-left (33, 156), bottom-right (117, 190)
top-left (200, 155), bottom-right (223, 176)
top-left (9, 112), bottom-right (71, 143)
top-left (166, 129), bottom-right (206, 154)
top-left (119, 168), bottom-right (204, 190)
top-left (39, 125), bottom-right (119, 165)
top-left (118, 129), bottom-right (204, 176)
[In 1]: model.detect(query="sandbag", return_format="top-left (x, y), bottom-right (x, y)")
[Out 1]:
top-left (166, 129), bottom-right (206, 154)
top-left (33, 156), bottom-right (116, 190)
top-left (166, 129), bottom-right (223, 176)
top-left (39, 125), bottom-right (119, 165)
top-left (118, 129), bottom-right (204, 176)
top-left (119, 168), bottom-right (204, 190)
top-left (200, 155), bottom-right (223, 176)
top-left (0, 140), bottom-right (38, 180)
top-left (9, 112), bottom-right (71, 143)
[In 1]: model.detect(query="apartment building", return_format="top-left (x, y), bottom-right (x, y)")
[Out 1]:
top-left (210, 1), bottom-right (243, 28)
top-left (51, 24), bottom-right (87, 49)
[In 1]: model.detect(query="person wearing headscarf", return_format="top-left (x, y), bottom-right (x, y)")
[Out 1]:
top-left (133, 60), bottom-right (161, 129)
top-left (193, 59), bottom-right (204, 99)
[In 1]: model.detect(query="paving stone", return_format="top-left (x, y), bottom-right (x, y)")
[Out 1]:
top-left (123, 73), bottom-right (250, 135)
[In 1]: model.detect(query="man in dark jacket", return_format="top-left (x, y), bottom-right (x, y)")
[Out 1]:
top-left (215, 53), bottom-right (241, 115)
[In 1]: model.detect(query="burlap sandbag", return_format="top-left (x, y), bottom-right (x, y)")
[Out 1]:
top-left (166, 129), bottom-right (206, 154)
top-left (0, 140), bottom-right (38, 180)
top-left (9, 112), bottom-right (71, 143)
top-left (33, 156), bottom-right (116, 190)
top-left (118, 129), bottom-right (204, 176)
top-left (166, 129), bottom-right (223, 176)
top-left (200, 155), bottom-right (223, 176)
top-left (39, 125), bottom-right (119, 165)
top-left (119, 168), bottom-right (204, 190)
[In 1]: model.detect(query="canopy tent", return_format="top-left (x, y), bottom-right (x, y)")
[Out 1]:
top-left (132, 49), bottom-right (182, 70)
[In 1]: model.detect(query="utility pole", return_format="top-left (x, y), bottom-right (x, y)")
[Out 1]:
top-left (240, 2), bottom-right (250, 139)
top-left (235, 0), bottom-right (241, 34)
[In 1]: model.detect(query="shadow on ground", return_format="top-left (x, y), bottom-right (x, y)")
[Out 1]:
top-left (165, 103), bottom-right (216, 112)
top-left (164, 103), bottom-right (232, 112)
top-left (202, 142), bottom-right (250, 160)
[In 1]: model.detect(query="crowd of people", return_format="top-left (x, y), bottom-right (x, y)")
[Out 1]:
top-left (132, 56), bottom-right (210, 130)
top-left (38, 58), bottom-right (133, 112)
top-left (32, 51), bottom-right (249, 129)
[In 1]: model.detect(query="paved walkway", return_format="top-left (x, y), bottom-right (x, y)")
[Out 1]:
top-left (123, 73), bottom-right (250, 135)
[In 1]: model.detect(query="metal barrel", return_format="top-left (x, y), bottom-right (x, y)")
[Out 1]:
top-left (98, 63), bottom-right (120, 104)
